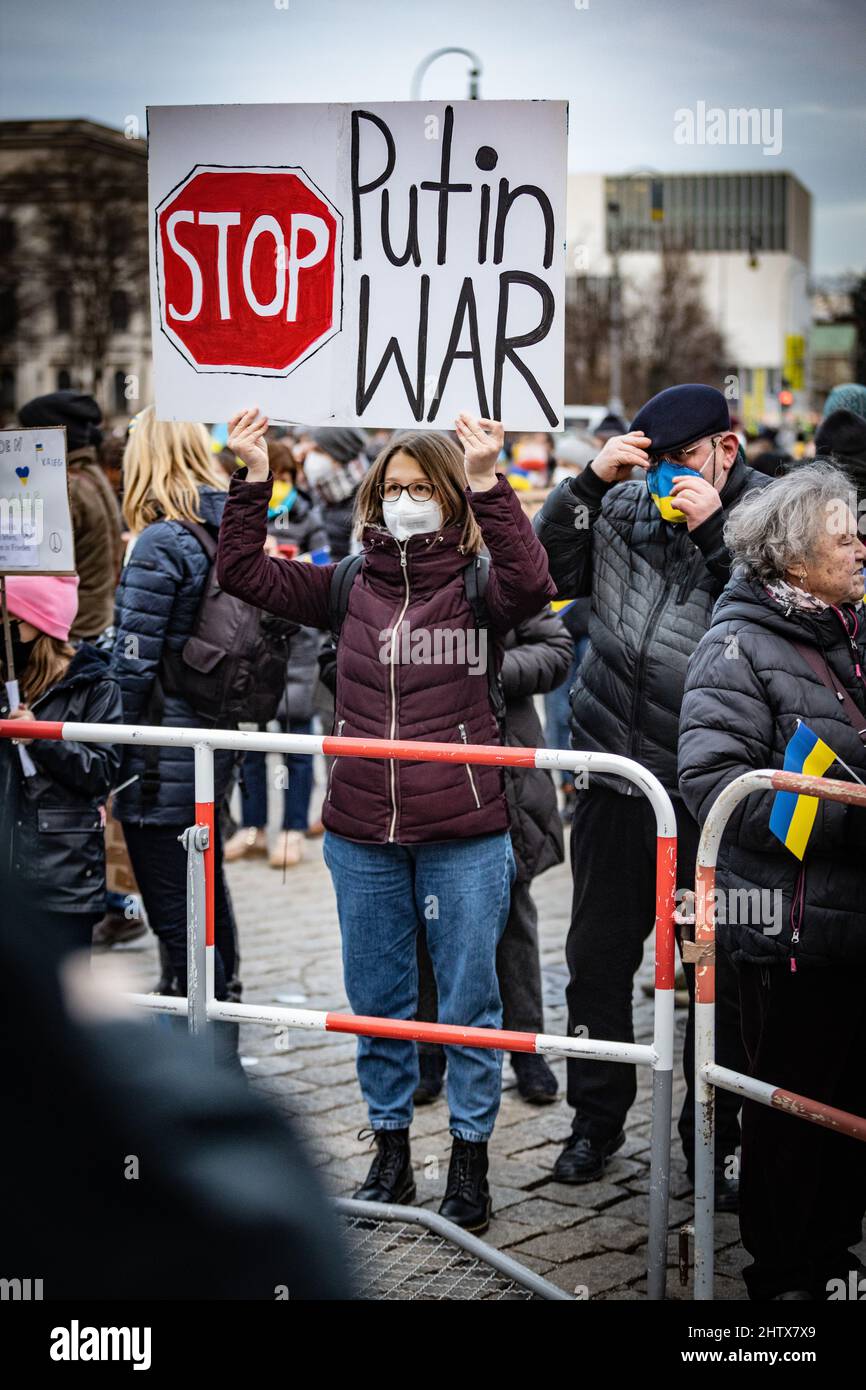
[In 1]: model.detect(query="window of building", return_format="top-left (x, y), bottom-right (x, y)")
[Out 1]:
top-left (0, 367), bottom-right (15, 413)
top-left (113, 369), bottom-right (129, 414)
top-left (55, 288), bottom-right (72, 333)
top-left (0, 219), bottom-right (15, 255)
top-left (110, 290), bottom-right (130, 332)
top-left (57, 369), bottom-right (72, 390)
top-left (0, 288), bottom-right (17, 333)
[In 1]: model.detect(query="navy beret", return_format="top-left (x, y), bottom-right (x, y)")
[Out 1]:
top-left (631, 384), bottom-right (730, 457)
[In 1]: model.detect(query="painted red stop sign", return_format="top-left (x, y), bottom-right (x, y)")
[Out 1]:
top-left (156, 165), bottom-right (342, 374)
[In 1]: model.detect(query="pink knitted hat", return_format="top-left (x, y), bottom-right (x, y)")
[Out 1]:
top-left (4, 574), bottom-right (80, 640)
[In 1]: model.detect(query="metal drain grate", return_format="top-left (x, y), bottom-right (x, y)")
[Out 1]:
top-left (337, 1198), bottom-right (571, 1301)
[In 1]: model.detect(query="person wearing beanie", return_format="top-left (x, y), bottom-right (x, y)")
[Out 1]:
top-left (18, 392), bottom-right (123, 642)
top-left (593, 411), bottom-right (629, 444)
top-left (822, 382), bottom-right (866, 424)
top-left (0, 574), bottom-right (122, 967)
top-left (535, 383), bottom-right (770, 1200)
top-left (300, 426), bottom-right (369, 560)
top-left (814, 408), bottom-right (866, 507)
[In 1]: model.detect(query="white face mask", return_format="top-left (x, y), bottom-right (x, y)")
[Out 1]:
top-left (381, 493), bottom-right (444, 542)
top-left (303, 450), bottom-right (336, 486)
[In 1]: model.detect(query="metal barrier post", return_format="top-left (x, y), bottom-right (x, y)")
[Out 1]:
top-left (181, 822), bottom-right (209, 1037)
top-left (647, 831), bottom-right (677, 1301)
top-left (194, 741), bottom-right (217, 1010)
top-left (692, 768), bottom-right (866, 1300)
top-left (693, 854), bottom-right (717, 1301)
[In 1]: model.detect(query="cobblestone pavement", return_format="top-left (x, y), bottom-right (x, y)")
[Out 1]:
top-left (99, 802), bottom-right (865, 1302)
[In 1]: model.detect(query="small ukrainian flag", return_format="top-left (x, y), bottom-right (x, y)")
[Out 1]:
top-left (769, 721), bottom-right (838, 859)
top-left (551, 598), bottom-right (576, 616)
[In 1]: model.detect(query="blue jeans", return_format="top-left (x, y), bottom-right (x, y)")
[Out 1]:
top-left (240, 718), bottom-right (314, 831)
top-left (323, 830), bottom-right (515, 1143)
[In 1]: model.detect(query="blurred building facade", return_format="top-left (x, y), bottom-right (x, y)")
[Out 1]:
top-left (0, 119), bottom-right (150, 425)
top-left (566, 170), bottom-right (813, 425)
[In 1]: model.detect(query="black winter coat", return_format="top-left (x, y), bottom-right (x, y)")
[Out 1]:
top-left (534, 453), bottom-right (770, 797)
top-left (502, 609), bottom-right (573, 882)
top-left (269, 490), bottom-right (327, 724)
top-left (0, 645), bottom-right (122, 915)
top-left (110, 487), bottom-right (237, 826)
top-left (679, 574), bottom-right (866, 968)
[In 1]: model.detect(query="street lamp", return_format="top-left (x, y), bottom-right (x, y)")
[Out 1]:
top-left (410, 47), bottom-right (483, 101)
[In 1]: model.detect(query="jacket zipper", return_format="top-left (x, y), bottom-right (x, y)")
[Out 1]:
top-left (327, 719), bottom-right (345, 801)
top-left (387, 543), bottom-right (411, 842)
top-left (458, 723), bottom-right (481, 809)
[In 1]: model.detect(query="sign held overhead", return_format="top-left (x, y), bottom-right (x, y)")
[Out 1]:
top-left (148, 100), bottom-right (567, 430)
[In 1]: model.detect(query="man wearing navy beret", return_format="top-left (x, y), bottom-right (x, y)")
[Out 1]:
top-left (535, 383), bottom-right (770, 1200)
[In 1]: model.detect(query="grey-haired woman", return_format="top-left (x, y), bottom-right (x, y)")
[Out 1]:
top-left (679, 462), bottom-right (866, 1301)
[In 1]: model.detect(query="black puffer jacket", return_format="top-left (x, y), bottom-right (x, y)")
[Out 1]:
top-left (0, 645), bottom-right (122, 914)
top-left (502, 608), bottom-right (573, 882)
top-left (678, 574), bottom-right (866, 967)
top-left (269, 490), bottom-right (327, 724)
top-left (534, 452), bottom-right (770, 796)
top-left (110, 488), bottom-right (237, 826)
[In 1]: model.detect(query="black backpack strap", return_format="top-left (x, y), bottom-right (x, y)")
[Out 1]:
top-left (462, 555), bottom-right (507, 730)
top-left (175, 518), bottom-right (218, 562)
top-left (328, 553), bottom-right (364, 638)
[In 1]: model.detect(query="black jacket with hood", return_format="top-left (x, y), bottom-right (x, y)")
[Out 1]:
top-left (0, 644), bottom-right (122, 915)
top-left (501, 607), bottom-right (573, 882)
top-left (534, 452), bottom-right (770, 796)
top-left (678, 574), bottom-right (866, 967)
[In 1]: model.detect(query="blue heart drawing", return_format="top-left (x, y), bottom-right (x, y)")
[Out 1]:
top-left (15, 466), bottom-right (29, 482)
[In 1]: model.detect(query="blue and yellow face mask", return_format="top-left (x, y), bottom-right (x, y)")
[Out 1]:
top-left (646, 439), bottom-right (718, 522)
top-left (646, 457), bottom-right (698, 522)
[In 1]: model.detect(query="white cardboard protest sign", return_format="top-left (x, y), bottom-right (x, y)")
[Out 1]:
top-left (148, 100), bottom-right (567, 430)
top-left (0, 427), bottom-right (75, 575)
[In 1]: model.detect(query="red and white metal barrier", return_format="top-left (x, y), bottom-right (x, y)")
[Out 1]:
top-left (692, 768), bottom-right (866, 1300)
top-left (0, 718), bottom-right (678, 1298)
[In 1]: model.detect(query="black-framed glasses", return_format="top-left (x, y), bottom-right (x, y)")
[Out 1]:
top-left (378, 480), bottom-right (435, 503)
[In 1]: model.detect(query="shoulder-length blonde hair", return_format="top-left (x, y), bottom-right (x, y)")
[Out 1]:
top-left (122, 406), bottom-right (227, 532)
top-left (354, 432), bottom-right (483, 554)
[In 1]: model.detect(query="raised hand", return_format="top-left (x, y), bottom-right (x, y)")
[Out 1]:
top-left (590, 431), bottom-right (651, 484)
top-left (455, 412), bottom-right (505, 492)
top-left (228, 407), bottom-right (270, 481)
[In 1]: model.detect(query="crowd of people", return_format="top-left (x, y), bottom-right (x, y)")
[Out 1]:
top-left (2, 377), bottom-right (865, 1300)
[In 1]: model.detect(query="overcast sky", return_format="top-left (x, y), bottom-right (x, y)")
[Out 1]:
top-left (2, 0), bottom-right (863, 275)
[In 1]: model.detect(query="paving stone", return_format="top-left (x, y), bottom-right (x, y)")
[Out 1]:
top-left (545, 1251), bottom-right (648, 1297)
top-left (504, 1197), bottom-right (598, 1229)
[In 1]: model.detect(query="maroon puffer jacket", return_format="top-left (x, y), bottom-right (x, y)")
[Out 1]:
top-left (217, 470), bottom-right (555, 844)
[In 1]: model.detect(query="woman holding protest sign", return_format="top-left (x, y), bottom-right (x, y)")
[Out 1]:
top-left (217, 406), bottom-right (555, 1232)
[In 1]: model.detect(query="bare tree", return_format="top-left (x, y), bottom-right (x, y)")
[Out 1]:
top-left (624, 249), bottom-right (729, 405)
top-left (564, 274), bottom-right (612, 404)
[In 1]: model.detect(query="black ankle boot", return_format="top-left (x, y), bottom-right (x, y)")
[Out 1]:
top-left (438, 1138), bottom-right (491, 1233)
top-left (353, 1129), bottom-right (416, 1205)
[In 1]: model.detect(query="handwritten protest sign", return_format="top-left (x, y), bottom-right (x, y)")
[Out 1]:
top-left (148, 100), bottom-right (567, 429)
top-left (0, 427), bottom-right (75, 575)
